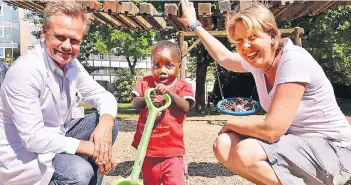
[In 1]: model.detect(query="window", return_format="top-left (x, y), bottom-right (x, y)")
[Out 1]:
top-left (0, 5), bottom-right (3, 16)
top-left (0, 48), bottom-right (5, 59)
top-left (0, 27), bottom-right (3, 37)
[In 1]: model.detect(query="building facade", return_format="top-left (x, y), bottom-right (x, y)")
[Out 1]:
top-left (87, 53), bottom-right (152, 82)
top-left (0, 0), bottom-right (20, 65)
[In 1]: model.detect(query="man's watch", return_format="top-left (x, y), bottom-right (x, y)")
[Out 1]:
top-left (188, 21), bottom-right (201, 32)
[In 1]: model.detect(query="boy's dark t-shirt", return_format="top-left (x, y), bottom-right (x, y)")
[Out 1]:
top-left (132, 76), bottom-right (195, 157)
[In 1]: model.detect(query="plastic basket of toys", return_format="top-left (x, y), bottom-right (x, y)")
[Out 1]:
top-left (216, 97), bottom-right (260, 116)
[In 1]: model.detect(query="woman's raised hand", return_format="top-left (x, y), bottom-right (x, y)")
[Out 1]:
top-left (178, 0), bottom-right (197, 27)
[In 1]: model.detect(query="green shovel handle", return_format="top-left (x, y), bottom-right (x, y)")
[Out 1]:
top-left (144, 88), bottom-right (172, 112)
top-left (130, 88), bottom-right (171, 182)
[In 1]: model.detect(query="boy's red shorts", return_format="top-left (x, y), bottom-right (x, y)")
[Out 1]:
top-left (142, 156), bottom-right (187, 185)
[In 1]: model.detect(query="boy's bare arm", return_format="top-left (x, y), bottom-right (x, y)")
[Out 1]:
top-left (132, 96), bottom-right (147, 110)
top-left (167, 90), bottom-right (190, 113)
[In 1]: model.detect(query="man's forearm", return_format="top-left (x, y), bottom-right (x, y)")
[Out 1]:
top-left (99, 114), bottom-right (115, 127)
top-left (76, 140), bottom-right (94, 156)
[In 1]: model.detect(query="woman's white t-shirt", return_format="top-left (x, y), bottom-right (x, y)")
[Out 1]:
top-left (241, 38), bottom-right (351, 147)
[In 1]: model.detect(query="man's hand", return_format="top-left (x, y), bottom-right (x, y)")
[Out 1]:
top-left (97, 158), bottom-right (115, 174)
top-left (90, 114), bottom-right (115, 166)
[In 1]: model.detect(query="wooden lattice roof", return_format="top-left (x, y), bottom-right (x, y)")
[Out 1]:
top-left (4, 0), bottom-right (351, 31)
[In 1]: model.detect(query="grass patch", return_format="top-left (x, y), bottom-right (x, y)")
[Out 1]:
top-left (118, 103), bottom-right (138, 120)
top-left (118, 103), bottom-right (133, 109)
top-left (80, 103), bottom-right (93, 109)
top-left (117, 114), bottom-right (139, 120)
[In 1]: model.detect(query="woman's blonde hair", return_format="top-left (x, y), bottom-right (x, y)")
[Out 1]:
top-left (44, 1), bottom-right (91, 34)
top-left (227, 3), bottom-right (282, 51)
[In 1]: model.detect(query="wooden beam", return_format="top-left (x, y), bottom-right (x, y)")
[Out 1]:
top-left (8, 1), bottom-right (37, 12)
top-left (274, 2), bottom-right (295, 18)
top-left (86, 1), bottom-right (101, 12)
top-left (140, 3), bottom-right (166, 30)
top-left (181, 38), bottom-right (201, 58)
top-left (293, 27), bottom-right (304, 47)
top-left (120, 2), bottom-right (152, 30)
top-left (279, 2), bottom-right (306, 20)
top-left (164, 3), bottom-right (187, 31)
top-left (99, 12), bottom-right (124, 28)
top-left (91, 14), bottom-right (108, 26)
top-left (4, 1), bottom-right (25, 11)
top-left (104, 2), bottom-right (142, 29)
top-left (219, 0), bottom-right (231, 14)
top-left (198, 3), bottom-right (213, 30)
top-left (130, 15), bottom-right (153, 30)
top-left (103, 0), bottom-right (122, 13)
top-left (182, 30), bottom-right (228, 38)
top-left (22, 1), bottom-right (44, 13)
top-left (217, 0), bottom-right (231, 30)
top-left (102, 1), bottom-right (134, 29)
top-left (178, 33), bottom-right (187, 81)
top-left (288, 1), bottom-right (316, 19)
top-left (181, 28), bottom-right (303, 38)
top-left (310, 1), bottom-right (334, 15)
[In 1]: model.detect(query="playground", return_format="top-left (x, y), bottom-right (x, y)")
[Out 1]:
top-left (101, 101), bottom-right (351, 185)
top-left (2, 0), bottom-right (351, 184)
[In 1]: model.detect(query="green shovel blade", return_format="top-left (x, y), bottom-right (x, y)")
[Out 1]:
top-left (113, 88), bottom-right (171, 185)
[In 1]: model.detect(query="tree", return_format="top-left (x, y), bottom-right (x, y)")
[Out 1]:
top-left (280, 5), bottom-right (351, 86)
top-left (110, 29), bottom-right (156, 75)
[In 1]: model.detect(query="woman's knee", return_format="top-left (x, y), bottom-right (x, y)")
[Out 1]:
top-left (213, 132), bottom-right (242, 163)
top-left (234, 138), bottom-right (267, 170)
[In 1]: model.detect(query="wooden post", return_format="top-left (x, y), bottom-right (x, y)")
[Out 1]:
top-left (218, 0), bottom-right (231, 30)
top-left (198, 3), bottom-right (213, 30)
top-left (140, 3), bottom-right (166, 30)
top-left (165, 3), bottom-right (187, 31)
top-left (178, 32), bottom-right (187, 81)
top-left (294, 27), bottom-right (304, 47)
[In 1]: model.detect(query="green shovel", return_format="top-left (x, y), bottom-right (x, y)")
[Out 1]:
top-left (113, 88), bottom-right (172, 185)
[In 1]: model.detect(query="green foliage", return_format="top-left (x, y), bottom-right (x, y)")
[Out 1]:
top-left (24, 12), bottom-right (43, 40)
top-left (108, 68), bottom-right (145, 103)
top-left (284, 5), bottom-right (351, 85)
top-left (110, 29), bottom-right (155, 59)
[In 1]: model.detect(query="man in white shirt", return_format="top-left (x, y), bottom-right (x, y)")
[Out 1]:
top-left (0, 1), bottom-right (118, 185)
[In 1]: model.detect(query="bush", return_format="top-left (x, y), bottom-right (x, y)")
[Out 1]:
top-left (108, 68), bottom-right (145, 103)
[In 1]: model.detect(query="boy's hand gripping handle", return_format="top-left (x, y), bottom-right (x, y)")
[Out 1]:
top-left (130, 88), bottom-right (171, 182)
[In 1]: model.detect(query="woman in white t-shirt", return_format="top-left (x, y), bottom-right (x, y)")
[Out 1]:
top-left (179, 1), bottom-right (351, 185)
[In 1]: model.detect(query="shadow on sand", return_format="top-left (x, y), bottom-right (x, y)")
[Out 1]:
top-left (117, 119), bottom-right (137, 132)
top-left (107, 161), bottom-right (234, 178)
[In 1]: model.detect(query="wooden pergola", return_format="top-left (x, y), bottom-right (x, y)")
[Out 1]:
top-left (4, 0), bottom-right (351, 80)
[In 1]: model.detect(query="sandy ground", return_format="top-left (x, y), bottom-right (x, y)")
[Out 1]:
top-left (101, 115), bottom-right (262, 185)
top-left (102, 115), bottom-right (351, 185)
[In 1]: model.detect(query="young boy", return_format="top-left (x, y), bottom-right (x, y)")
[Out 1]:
top-left (131, 40), bottom-right (195, 185)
